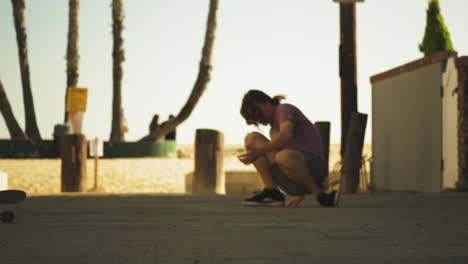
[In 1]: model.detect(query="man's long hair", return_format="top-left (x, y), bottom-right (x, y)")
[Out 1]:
top-left (240, 90), bottom-right (285, 126)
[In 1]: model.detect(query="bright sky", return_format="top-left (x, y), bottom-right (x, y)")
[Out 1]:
top-left (1, 0), bottom-right (467, 144)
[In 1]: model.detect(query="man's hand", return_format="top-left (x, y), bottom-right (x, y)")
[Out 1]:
top-left (237, 147), bottom-right (262, 165)
top-left (286, 195), bottom-right (305, 207)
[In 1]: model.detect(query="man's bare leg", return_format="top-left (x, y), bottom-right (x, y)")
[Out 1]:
top-left (242, 132), bottom-right (284, 206)
top-left (274, 149), bottom-right (340, 207)
top-left (274, 150), bottom-right (323, 199)
top-left (243, 132), bottom-right (277, 189)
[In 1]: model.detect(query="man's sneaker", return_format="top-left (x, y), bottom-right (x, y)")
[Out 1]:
top-left (242, 188), bottom-right (285, 207)
top-left (317, 191), bottom-right (340, 207)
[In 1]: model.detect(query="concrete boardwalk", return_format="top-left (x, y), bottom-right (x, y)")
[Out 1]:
top-left (1, 193), bottom-right (468, 264)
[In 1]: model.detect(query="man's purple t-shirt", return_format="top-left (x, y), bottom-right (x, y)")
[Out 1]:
top-left (270, 104), bottom-right (324, 159)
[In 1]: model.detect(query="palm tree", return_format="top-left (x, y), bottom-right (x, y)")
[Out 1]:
top-left (0, 78), bottom-right (27, 139)
top-left (146, 0), bottom-right (219, 141)
top-left (65, 0), bottom-right (80, 122)
top-left (109, 0), bottom-right (125, 142)
top-left (11, 0), bottom-right (41, 141)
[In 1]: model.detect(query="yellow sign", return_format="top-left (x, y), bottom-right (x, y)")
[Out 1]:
top-left (66, 86), bottom-right (88, 112)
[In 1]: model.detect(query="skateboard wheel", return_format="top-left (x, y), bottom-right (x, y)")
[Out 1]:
top-left (1, 211), bottom-right (15, 223)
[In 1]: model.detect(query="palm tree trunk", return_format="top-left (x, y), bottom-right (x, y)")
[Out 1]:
top-left (147, 0), bottom-right (218, 141)
top-left (109, 0), bottom-right (125, 142)
top-left (11, 0), bottom-right (41, 141)
top-left (64, 0), bottom-right (80, 123)
top-left (0, 78), bottom-right (27, 140)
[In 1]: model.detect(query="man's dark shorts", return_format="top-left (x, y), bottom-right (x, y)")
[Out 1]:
top-left (270, 152), bottom-right (325, 196)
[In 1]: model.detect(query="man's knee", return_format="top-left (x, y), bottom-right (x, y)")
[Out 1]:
top-left (244, 132), bottom-right (266, 147)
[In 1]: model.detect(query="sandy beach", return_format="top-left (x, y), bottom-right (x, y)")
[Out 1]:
top-left (0, 144), bottom-right (371, 195)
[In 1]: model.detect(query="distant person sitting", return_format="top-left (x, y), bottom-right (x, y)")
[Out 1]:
top-left (149, 114), bottom-right (160, 135)
top-left (159, 114), bottom-right (177, 141)
top-left (138, 114), bottom-right (161, 143)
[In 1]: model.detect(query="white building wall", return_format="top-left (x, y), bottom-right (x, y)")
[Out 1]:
top-left (442, 57), bottom-right (459, 189)
top-left (372, 63), bottom-right (443, 192)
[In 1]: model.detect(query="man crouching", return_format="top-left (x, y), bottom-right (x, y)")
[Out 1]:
top-left (238, 90), bottom-right (340, 207)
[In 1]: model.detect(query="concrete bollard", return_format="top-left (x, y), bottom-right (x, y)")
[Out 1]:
top-left (0, 171), bottom-right (7, 191)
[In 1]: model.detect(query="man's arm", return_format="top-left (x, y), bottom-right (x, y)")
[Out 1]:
top-left (238, 120), bottom-right (294, 165)
top-left (257, 120), bottom-right (294, 154)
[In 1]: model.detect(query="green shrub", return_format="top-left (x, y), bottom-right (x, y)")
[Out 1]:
top-left (419, 0), bottom-right (455, 56)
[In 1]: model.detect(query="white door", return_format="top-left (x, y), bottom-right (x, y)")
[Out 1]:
top-left (442, 57), bottom-right (459, 189)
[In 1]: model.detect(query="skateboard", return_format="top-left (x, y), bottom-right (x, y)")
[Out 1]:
top-left (0, 190), bottom-right (27, 223)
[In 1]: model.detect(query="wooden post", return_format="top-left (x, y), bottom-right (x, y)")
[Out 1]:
top-left (94, 154), bottom-right (98, 189)
top-left (340, 112), bottom-right (367, 193)
top-left (339, 2), bottom-right (358, 159)
top-left (60, 134), bottom-right (87, 192)
top-left (89, 137), bottom-right (103, 192)
top-left (315, 121), bottom-right (331, 178)
top-left (193, 129), bottom-right (224, 194)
